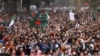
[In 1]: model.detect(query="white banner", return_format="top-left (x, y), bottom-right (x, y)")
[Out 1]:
top-left (69, 11), bottom-right (75, 21)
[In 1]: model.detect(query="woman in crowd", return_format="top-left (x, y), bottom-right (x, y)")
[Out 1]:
top-left (0, 10), bottom-right (100, 56)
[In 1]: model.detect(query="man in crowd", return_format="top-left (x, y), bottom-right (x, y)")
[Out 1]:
top-left (0, 9), bottom-right (100, 56)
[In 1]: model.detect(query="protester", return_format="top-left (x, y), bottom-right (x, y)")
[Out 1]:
top-left (0, 9), bottom-right (100, 56)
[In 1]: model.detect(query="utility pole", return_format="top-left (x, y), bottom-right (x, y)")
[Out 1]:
top-left (21, 0), bottom-right (22, 11)
top-left (76, 0), bottom-right (81, 13)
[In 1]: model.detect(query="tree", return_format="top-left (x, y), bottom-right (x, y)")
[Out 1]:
top-left (88, 0), bottom-right (100, 9)
top-left (30, 0), bottom-right (41, 8)
top-left (22, 0), bottom-right (30, 12)
top-left (88, 0), bottom-right (100, 21)
top-left (4, 0), bottom-right (17, 14)
top-left (30, 0), bottom-right (54, 8)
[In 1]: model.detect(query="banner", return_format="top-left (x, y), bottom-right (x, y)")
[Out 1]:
top-left (69, 11), bottom-right (75, 21)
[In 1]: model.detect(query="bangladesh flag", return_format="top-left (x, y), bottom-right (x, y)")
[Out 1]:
top-left (29, 13), bottom-right (49, 33)
top-left (29, 14), bottom-right (48, 28)
top-left (29, 18), bottom-right (48, 27)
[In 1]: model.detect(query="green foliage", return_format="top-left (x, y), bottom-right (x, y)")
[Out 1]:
top-left (7, 0), bottom-right (17, 4)
top-left (88, 0), bottom-right (100, 9)
top-left (30, 0), bottom-right (54, 7)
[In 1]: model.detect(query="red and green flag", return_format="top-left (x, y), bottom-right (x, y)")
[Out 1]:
top-left (29, 13), bottom-right (48, 28)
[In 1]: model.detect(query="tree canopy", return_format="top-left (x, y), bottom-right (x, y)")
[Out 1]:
top-left (88, 0), bottom-right (100, 9)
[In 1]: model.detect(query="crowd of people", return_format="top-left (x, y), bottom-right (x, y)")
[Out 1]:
top-left (0, 9), bottom-right (100, 56)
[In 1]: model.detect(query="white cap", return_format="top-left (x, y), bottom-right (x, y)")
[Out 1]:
top-left (90, 44), bottom-right (94, 49)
